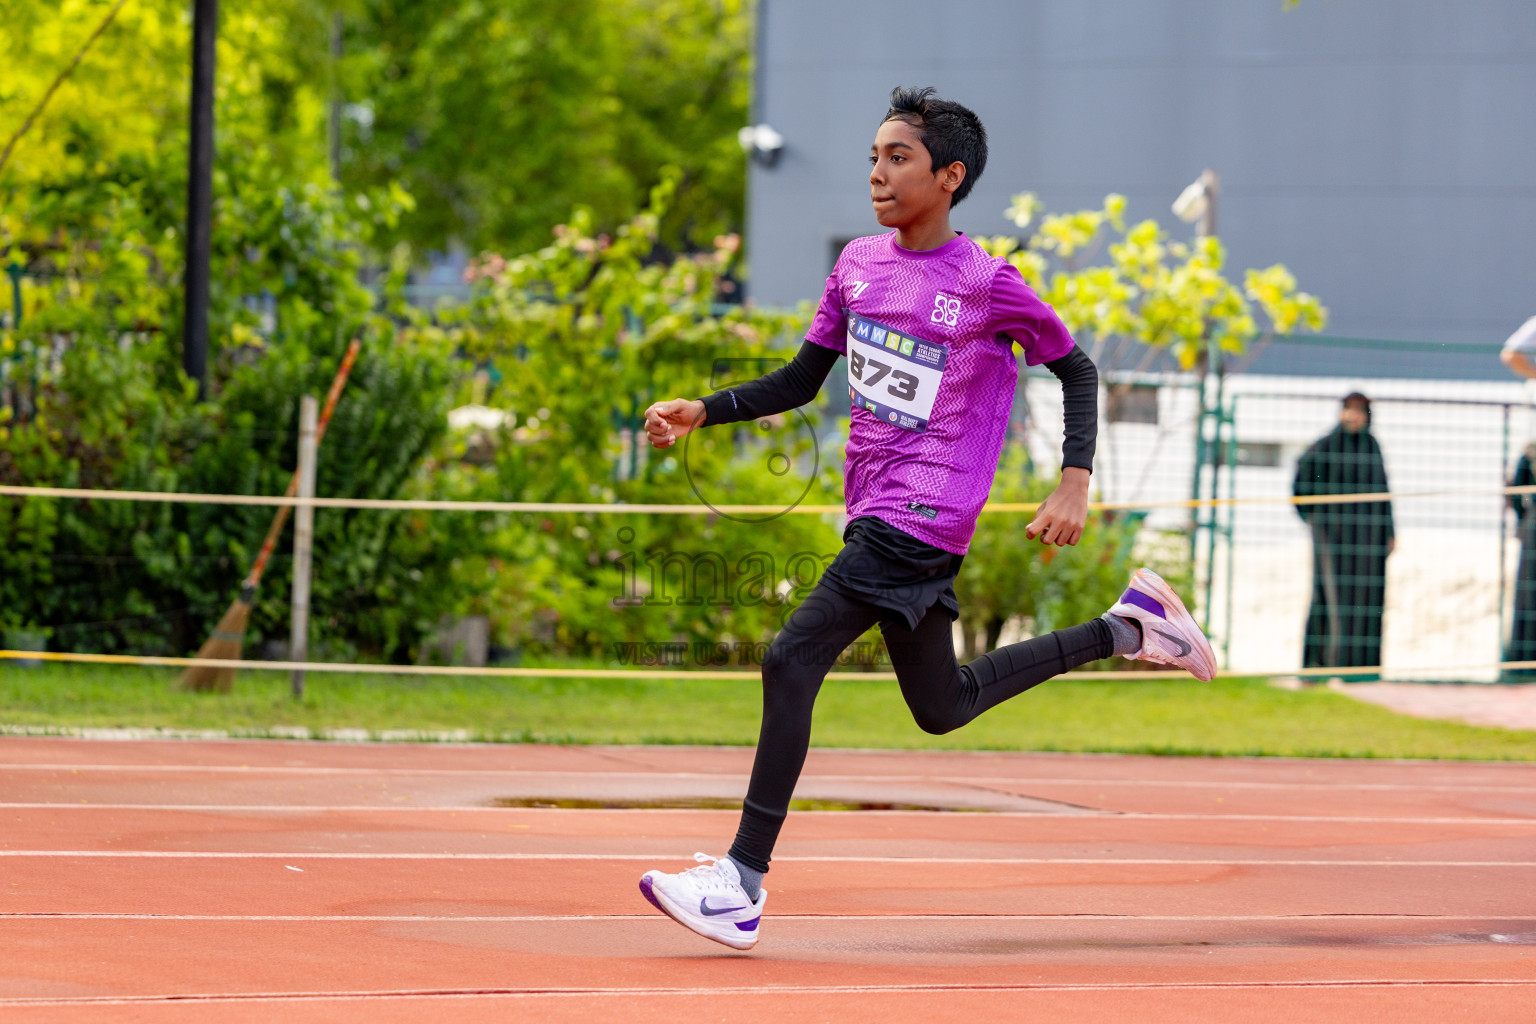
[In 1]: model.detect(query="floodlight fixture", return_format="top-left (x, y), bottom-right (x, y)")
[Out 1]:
top-left (1172, 169), bottom-right (1220, 238)
top-left (1172, 180), bottom-right (1207, 224)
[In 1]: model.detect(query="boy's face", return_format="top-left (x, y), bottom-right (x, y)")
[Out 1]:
top-left (869, 119), bottom-right (965, 229)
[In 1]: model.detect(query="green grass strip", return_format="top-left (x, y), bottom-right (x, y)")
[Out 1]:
top-left (4, 664), bottom-right (1533, 760)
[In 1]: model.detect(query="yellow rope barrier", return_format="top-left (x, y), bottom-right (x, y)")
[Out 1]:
top-left (1, 483), bottom-right (1531, 515)
top-left (2, 483), bottom-right (1523, 684)
top-left (2, 648), bottom-right (1530, 682)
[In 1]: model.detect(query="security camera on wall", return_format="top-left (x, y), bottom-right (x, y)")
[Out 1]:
top-left (738, 124), bottom-right (786, 167)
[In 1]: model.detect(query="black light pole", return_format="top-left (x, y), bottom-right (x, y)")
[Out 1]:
top-left (183, 0), bottom-right (218, 400)
top-left (328, 10), bottom-right (343, 181)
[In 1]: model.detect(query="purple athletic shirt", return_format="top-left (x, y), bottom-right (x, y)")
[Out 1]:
top-left (806, 231), bottom-right (1076, 555)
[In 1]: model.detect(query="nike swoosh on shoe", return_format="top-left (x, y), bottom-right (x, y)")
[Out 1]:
top-left (1153, 627), bottom-right (1192, 658)
top-left (699, 898), bottom-right (748, 916)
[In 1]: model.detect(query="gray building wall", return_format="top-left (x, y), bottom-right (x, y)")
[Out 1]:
top-left (747, 0), bottom-right (1536, 376)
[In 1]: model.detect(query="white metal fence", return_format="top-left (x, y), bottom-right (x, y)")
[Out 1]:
top-left (1023, 371), bottom-right (1532, 679)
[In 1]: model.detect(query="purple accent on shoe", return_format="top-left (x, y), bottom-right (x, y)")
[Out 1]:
top-left (735, 916), bottom-right (761, 931)
top-left (639, 874), bottom-right (662, 911)
top-left (1120, 588), bottom-right (1167, 619)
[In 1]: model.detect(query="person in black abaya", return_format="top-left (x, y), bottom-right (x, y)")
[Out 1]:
top-left (1504, 444), bottom-right (1536, 680)
top-left (1292, 393), bottom-right (1394, 679)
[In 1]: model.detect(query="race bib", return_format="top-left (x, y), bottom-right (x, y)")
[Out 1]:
top-left (845, 312), bottom-right (948, 432)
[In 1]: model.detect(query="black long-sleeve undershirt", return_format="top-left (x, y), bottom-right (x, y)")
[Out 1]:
top-left (1044, 344), bottom-right (1097, 472)
top-left (700, 339), bottom-right (1098, 473)
top-left (700, 340), bottom-right (840, 426)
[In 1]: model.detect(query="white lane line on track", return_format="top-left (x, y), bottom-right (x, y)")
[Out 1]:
top-left (1, 851), bottom-right (1532, 866)
top-left (3, 979), bottom-right (1533, 1006)
top-left (2, 803), bottom-right (1533, 825)
top-left (3, 913), bottom-right (1533, 922)
top-left (2, 764), bottom-right (1530, 795)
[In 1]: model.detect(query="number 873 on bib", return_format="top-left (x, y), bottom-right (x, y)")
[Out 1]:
top-left (845, 312), bottom-right (949, 434)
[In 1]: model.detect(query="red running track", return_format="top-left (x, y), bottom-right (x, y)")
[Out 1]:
top-left (0, 737), bottom-right (1532, 1022)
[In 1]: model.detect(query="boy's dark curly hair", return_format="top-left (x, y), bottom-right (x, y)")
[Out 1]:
top-left (881, 86), bottom-right (988, 207)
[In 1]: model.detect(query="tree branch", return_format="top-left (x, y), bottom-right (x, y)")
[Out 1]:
top-left (0, 0), bottom-right (132, 177)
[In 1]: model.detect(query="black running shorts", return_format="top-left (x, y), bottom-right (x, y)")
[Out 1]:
top-left (816, 514), bottom-right (964, 632)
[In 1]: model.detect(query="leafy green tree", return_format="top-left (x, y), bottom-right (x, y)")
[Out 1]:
top-left (0, 0), bottom-right (335, 188)
top-left (2, 0), bottom-right (751, 267)
top-left (340, 0), bottom-right (751, 254)
top-left (1, 0), bottom-right (369, 371)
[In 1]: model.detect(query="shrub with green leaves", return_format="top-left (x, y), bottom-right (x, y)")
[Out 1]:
top-left (0, 142), bottom-right (459, 658)
top-left (956, 446), bottom-right (1194, 667)
top-left (422, 174), bottom-right (841, 659)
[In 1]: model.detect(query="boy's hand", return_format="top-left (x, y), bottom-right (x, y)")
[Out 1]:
top-left (643, 398), bottom-right (706, 449)
top-left (1025, 467), bottom-right (1090, 546)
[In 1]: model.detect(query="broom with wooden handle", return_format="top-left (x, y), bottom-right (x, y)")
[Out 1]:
top-left (180, 337), bottom-right (364, 692)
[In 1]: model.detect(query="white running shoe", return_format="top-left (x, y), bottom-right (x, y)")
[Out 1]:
top-left (639, 853), bottom-right (766, 950)
top-left (1106, 568), bottom-right (1218, 682)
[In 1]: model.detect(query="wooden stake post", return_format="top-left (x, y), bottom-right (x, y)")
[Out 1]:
top-left (178, 338), bottom-right (361, 693)
top-left (289, 396), bottom-right (318, 698)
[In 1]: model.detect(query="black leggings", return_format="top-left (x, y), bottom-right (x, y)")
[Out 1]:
top-left (727, 582), bottom-right (1113, 873)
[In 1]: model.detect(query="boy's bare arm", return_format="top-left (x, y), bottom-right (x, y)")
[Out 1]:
top-left (1502, 348), bottom-right (1536, 380)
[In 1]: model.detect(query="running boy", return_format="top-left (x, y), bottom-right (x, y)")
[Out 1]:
top-left (636, 87), bottom-right (1216, 950)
